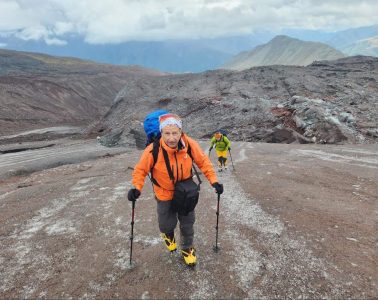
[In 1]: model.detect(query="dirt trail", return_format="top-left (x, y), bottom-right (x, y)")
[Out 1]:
top-left (0, 141), bottom-right (377, 299)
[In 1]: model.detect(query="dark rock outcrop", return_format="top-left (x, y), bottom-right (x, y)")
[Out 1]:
top-left (92, 56), bottom-right (377, 147)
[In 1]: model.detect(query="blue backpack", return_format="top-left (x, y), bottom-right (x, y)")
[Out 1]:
top-left (143, 109), bottom-right (168, 146)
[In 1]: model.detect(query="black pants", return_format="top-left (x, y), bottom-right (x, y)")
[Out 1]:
top-left (156, 199), bottom-right (195, 249)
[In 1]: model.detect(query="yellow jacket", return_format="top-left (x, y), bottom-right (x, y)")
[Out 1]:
top-left (132, 133), bottom-right (218, 200)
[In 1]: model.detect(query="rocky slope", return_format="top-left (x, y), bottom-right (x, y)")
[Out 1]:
top-left (222, 35), bottom-right (345, 70)
top-left (92, 56), bottom-right (378, 148)
top-left (0, 49), bottom-right (165, 136)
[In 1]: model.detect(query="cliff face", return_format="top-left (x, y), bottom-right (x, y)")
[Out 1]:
top-left (94, 56), bottom-right (378, 147)
top-left (0, 49), bottom-right (165, 135)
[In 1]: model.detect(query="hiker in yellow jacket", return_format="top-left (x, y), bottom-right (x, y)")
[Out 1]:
top-left (127, 113), bottom-right (223, 266)
top-left (209, 131), bottom-right (231, 172)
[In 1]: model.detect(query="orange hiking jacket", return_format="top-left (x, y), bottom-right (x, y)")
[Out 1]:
top-left (132, 133), bottom-right (218, 201)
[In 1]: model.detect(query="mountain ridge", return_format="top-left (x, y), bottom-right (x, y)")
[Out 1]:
top-left (222, 35), bottom-right (345, 70)
top-left (2, 24), bottom-right (377, 72)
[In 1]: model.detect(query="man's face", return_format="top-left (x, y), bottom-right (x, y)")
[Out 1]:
top-left (161, 125), bottom-right (182, 148)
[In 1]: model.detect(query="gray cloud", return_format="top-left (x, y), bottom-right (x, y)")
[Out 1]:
top-left (0, 0), bottom-right (377, 44)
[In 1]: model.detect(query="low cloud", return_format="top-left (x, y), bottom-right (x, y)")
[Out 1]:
top-left (0, 0), bottom-right (377, 44)
top-left (45, 38), bottom-right (67, 46)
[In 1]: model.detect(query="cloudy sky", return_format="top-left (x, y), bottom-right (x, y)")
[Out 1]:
top-left (0, 0), bottom-right (378, 45)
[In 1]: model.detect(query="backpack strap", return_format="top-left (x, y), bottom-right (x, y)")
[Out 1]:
top-left (162, 147), bottom-right (175, 182)
top-left (151, 138), bottom-right (160, 166)
top-left (149, 138), bottom-right (162, 187)
top-left (187, 143), bottom-right (202, 186)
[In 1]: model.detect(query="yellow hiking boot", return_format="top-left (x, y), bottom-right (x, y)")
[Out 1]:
top-left (161, 233), bottom-right (177, 252)
top-left (181, 248), bottom-right (197, 266)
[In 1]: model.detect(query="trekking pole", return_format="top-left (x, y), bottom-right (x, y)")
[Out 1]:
top-left (213, 193), bottom-right (221, 253)
top-left (129, 199), bottom-right (136, 265)
top-left (228, 149), bottom-right (235, 171)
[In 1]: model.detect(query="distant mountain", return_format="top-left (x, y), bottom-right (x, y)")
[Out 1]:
top-left (0, 36), bottom-right (248, 73)
top-left (0, 49), bottom-right (164, 135)
top-left (338, 36), bottom-right (378, 56)
top-left (0, 34), bottom-right (276, 73)
top-left (1, 25), bottom-right (377, 73)
top-left (279, 28), bottom-right (336, 43)
top-left (221, 35), bottom-right (346, 70)
top-left (326, 24), bottom-right (378, 49)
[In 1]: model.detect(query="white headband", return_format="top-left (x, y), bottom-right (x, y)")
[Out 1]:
top-left (159, 118), bottom-right (182, 132)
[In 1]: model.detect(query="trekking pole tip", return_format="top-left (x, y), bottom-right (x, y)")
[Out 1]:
top-left (213, 245), bottom-right (221, 253)
top-left (128, 261), bottom-right (137, 270)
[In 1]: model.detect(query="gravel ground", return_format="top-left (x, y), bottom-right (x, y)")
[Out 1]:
top-left (0, 140), bottom-right (377, 299)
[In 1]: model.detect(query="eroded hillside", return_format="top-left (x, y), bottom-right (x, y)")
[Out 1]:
top-left (0, 49), bottom-right (165, 135)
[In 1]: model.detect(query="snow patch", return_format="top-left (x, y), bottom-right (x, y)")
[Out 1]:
top-left (134, 235), bottom-right (161, 247)
top-left (293, 149), bottom-right (378, 168)
top-left (141, 291), bottom-right (150, 299)
top-left (227, 230), bottom-right (262, 288)
top-left (346, 237), bottom-right (358, 242)
top-left (235, 148), bottom-right (247, 163)
top-left (222, 177), bottom-right (284, 235)
top-left (45, 219), bottom-right (76, 235)
top-left (340, 148), bottom-right (378, 155)
top-left (189, 276), bottom-right (215, 299)
top-left (114, 248), bottom-right (130, 270)
top-left (0, 190), bottom-right (16, 200)
top-left (221, 172), bottom-right (346, 298)
top-left (13, 197), bottom-right (72, 239)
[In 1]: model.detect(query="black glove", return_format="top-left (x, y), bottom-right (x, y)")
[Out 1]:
top-left (128, 188), bottom-right (141, 201)
top-left (208, 147), bottom-right (213, 153)
top-left (212, 182), bottom-right (224, 194)
top-left (228, 147), bottom-right (231, 151)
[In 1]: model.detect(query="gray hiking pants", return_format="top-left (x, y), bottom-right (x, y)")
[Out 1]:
top-left (156, 199), bottom-right (195, 249)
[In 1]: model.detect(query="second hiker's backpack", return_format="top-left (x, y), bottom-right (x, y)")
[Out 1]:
top-left (143, 109), bottom-right (169, 146)
top-left (213, 129), bottom-right (228, 142)
top-left (217, 129), bottom-right (228, 137)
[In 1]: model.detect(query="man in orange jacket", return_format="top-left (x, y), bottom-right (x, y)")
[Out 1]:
top-left (127, 113), bottom-right (223, 266)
